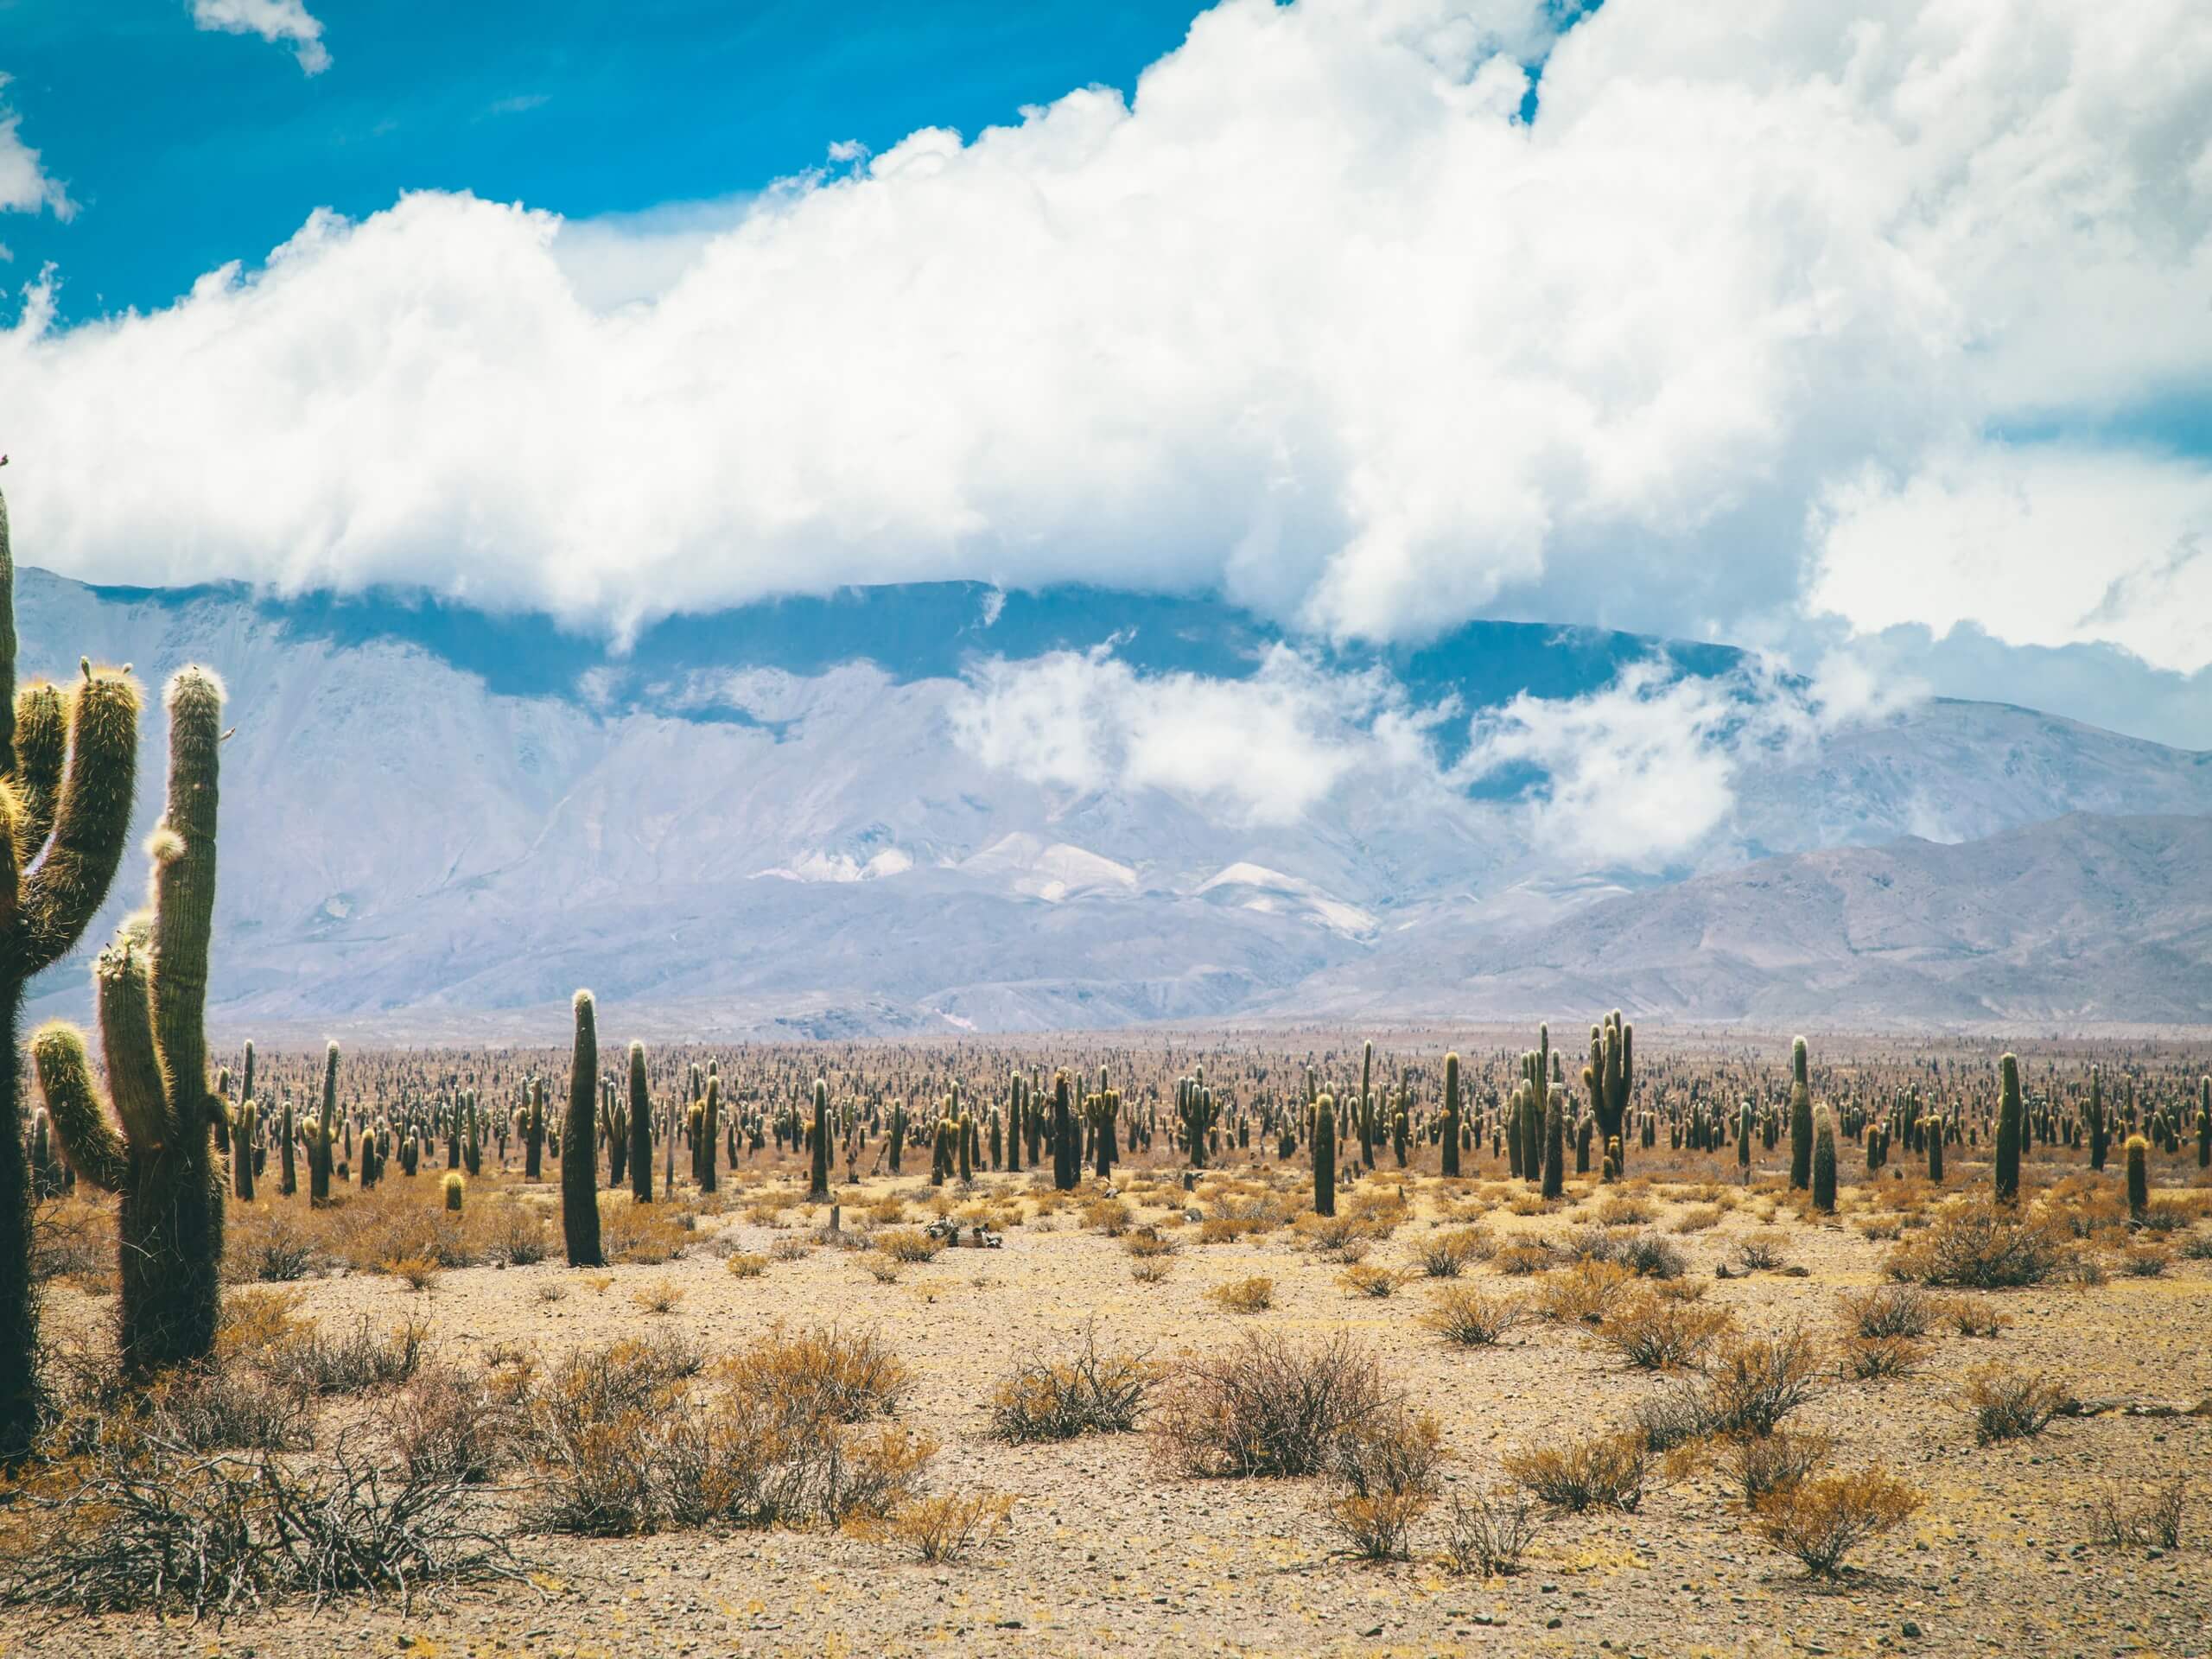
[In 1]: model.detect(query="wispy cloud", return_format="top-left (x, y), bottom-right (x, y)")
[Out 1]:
top-left (191, 0), bottom-right (332, 77)
top-left (0, 77), bottom-right (72, 220)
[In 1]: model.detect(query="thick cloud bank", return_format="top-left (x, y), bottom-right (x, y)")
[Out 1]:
top-left (3, 0), bottom-right (2209, 677)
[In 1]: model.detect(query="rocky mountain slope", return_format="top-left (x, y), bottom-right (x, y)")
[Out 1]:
top-left (12, 567), bottom-right (2208, 1037)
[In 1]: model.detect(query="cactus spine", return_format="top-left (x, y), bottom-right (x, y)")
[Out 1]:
top-left (35, 665), bottom-right (226, 1380)
top-left (562, 990), bottom-right (603, 1267)
top-left (1994, 1052), bottom-right (2022, 1205)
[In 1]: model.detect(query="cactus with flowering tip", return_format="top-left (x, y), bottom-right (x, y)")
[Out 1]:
top-left (35, 664), bottom-right (227, 1382)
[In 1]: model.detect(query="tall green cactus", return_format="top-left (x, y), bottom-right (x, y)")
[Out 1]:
top-left (628, 1040), bottom-right (652, 1203)
top-left (2086, 1065), bottom-right (2108, 1172)
top-left (1787, 1038), bottom-right (1813, 1191)
top-left (1051, 1070), bottom-right (1077, 1192)
top-left (0, 491), bottom-right (143, 1458)
top-left (1440, 1052), bottom-right (1461, 1179)
top-left (36, 666), bottom-right (226, 1379)
top-left (1540, 1084), bottom-right (1564, 1200)
top-left (562, 990), bottom-right (602, 1266)
top-left (808, 1077), bottom-right (830, 1201)
top-left (1994, 1052), bottom-right (2022, 1205)
top-left (1811, 1106), bottom-right (1838, 1214)
top-left (2124, 1133), bottom-right (2150, 1223)
top-left (1584, 1012), bottom-right (1632, 1180)
top-left (1313, 1091), bottom-right (1337, 1217)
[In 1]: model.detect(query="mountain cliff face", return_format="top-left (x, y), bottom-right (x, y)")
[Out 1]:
top-left (13, 566), bottom-right (2209, 1037)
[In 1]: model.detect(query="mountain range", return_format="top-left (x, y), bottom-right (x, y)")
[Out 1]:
top-left (12, 567), bottom-right (2209, 1039)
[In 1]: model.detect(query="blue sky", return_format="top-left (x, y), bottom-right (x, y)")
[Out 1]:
top-left (1, 0), bottom-right (1204, 321)
top-left (0, 0), bottom-right (2207, 750)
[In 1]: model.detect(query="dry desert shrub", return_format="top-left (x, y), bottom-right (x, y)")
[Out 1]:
top-left (988, 1326), bottom-right (1156, 1442)
top-left (1751, 1468), bottom-right (1922, 1577)
top-left (1535, 1258), bottom-right (1635, 1325)
top-left (1598, 1294), bottom-right (1737, 1371)
top-left (0, 1417), bottom-right (510, 1617)
top-left (1839, 1334), bottom-right (1925, 1381)
top-left (864, 1491), bottom-right (1016, 1563)
top-left (1208, 1274), bottom-right (1276, 1314)
top-left (1503, 1429), bottom-right (1649, 1513)
top-left (1320, 1409), bottom-right (1446, 1561)
top-left (1491, 1240), bottom-right (1553, 1275)
top-left (1417, 1225), bottom-right (1495, 1276)
top-left (1422, 1285), bottom-right (1529, 1347)
top-left (1701, 1325), bottom-right (1827, 1438)
top-left (1962, 1363), bottom-right (2072, 1444)
top-left (1732, 1230), bottom-right (1792, 1274)
top-left (1440, 1483), bottom-right (1540, 1577)
top-left (1886, 1201), bottom-right (2068, 1287)
top-left (1715, 1427), bottom-right (1833, 1502)
top-left (1338, 1263), bottom-right (1409, 1298)
top-left (2086, 1477), bottom-right (2185, 1550)
top-left (1150, 1332), bottom-right (1395, 1479)
top-left (524, 1327), bottom-right (925, 1536)
top-left (1839, 1285), bottom-right (1937, 1340)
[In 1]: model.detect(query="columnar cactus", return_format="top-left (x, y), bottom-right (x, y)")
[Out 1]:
top-left (1787, 1038), bottom-right (1813, 1192)
top-left (562, 990), bottom-right (603, 1267)
top-left (2196, 1077), bottom-right (2209, 1171)
top-left (1811, 1107), bottom-right (1837, 1213)
top-left (1584, 1012), bottom-right (1632, 1180)
top-left (1540, 1086), bottom-right (1564, 1200)
top-left (1440, 1052), bottom-right (1461, 1179)
top-left (524, 1077), bottom-right (544, 1180)
top-left (808, 1077), bottom-right (830, 1201)
top-left (1994, 1053), bottom-right (2022, 1205)
top-left (2125, 1133), bottom-right (2150, 1223)
top-left (35, 666), bottom-right (226, 1379)
top-left (1737, 1101), bottom-right (1752, 1172)
top-left (0, 491), bottom-right (143, 1456)
top-left (1313, 1091), bottom-right (1337, 1217)
top-left (1051, 1071), bottom-right (1077, 1192)
top-left (629, 1040), bottom-right (652, 1203)
top-left (2086, 1065), bottom-right (2108, 1172)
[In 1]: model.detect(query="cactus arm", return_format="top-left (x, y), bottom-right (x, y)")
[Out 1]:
top-left (10, 683), bottom-right (66, 858)
top-left (10, 671), bottom-right (139, 976)
top-left (94, 936), bottom-right (168, 1150)
top-left (147, 670), bottom-right (222, 1135)
top-left (32, 1020), bottom-right (129, 1193)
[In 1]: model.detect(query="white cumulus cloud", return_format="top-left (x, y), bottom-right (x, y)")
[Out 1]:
top-left (0, 0), bottom-right (2204, 678)
top-left (1457, 654), bottom-right (1912, 868)
top-left (949, 644), bottom-right (1438, 826)
top-left (191, 0), bottom-right (332, 77)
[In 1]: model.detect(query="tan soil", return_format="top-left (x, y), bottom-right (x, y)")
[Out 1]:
top-left (12, 1154), bottom-right (2211, 1659)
